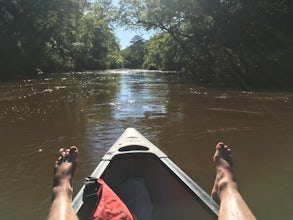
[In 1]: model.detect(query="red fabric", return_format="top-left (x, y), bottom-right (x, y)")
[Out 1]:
top-left (93, 179), bottom-right (135, 220)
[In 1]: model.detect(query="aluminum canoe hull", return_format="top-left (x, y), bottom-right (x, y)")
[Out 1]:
top-left (72, 128), bottom-right (219, 220)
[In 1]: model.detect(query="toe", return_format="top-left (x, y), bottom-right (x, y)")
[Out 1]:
top-left (56, 156), bottom-right (63, 165)
top-left (69, 146), bottom-right (78, 152)
top-left (216, 142), bottom-right (225, 149)
top-left (61, 151), bottom-right (66, 158)
top-left (68, 146), bottom-right (78, 162)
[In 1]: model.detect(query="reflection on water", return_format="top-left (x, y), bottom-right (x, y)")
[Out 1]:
top-left (0, 69), bottom-right (293, 220)
top-left (112, 71), bottom-right (168, 120)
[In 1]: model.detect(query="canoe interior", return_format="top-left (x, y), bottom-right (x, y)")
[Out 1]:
top-left (77, 152), bottom-right (217, 220)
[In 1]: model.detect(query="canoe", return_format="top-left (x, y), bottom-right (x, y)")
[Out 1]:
top-left (72, 128), bottom-right (219, 220)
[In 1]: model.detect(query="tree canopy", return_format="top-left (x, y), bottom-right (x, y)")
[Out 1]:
top-left (118, 0), bottom-right (293, 88)
top-left (121, 35), bottom-right (146, 68)
top-left (0, 0), bottom-right (122, 79)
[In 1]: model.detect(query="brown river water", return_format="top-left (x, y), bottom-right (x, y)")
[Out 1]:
top-left (0, 69), bottom-right (293, 219)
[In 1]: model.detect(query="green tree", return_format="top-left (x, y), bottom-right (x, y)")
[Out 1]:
top-left (0, 0), bottom-right (122, 79)
top-left (118, 0), bottom-right (293, 88)
top-left (122, 35), bottom-right (146, 68)
top-left (0, 0), bottom-right (88, 78)
top-left (143, 33), bottom-right (181, 70)
top-left (79, 2), bottom-right (122, 70)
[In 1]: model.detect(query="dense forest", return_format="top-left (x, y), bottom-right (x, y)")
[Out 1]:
top-left (0, 0), bottom-right (122, 78)
top-left (1, 0), bottom-right (292, 88)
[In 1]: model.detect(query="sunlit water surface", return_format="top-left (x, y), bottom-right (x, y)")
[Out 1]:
top-left (0, 70), bottom-right (292, 219)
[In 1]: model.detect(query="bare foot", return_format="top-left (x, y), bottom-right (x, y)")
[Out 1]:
top-left (211, 142), bottom-right (237, 203)
top-left (52, 146), bottom-right (78, 198)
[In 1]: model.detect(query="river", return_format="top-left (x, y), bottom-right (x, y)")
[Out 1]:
top-left (0, 69), bottom-right (292, 219)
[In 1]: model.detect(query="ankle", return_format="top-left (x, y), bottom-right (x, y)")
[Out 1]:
top-left (218, 178), bottom-right (238, 199)
top-left (52, 183), bottom-right (73, 199)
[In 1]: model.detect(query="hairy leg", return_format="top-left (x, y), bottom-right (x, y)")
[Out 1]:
top-left (48, 146), bottom-right (79, 220)
top-left (211, 142), bottom-right (256, 220)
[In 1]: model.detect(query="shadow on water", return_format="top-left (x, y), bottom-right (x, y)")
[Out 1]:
top-left (0, 69), bottom-right (293, 219)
